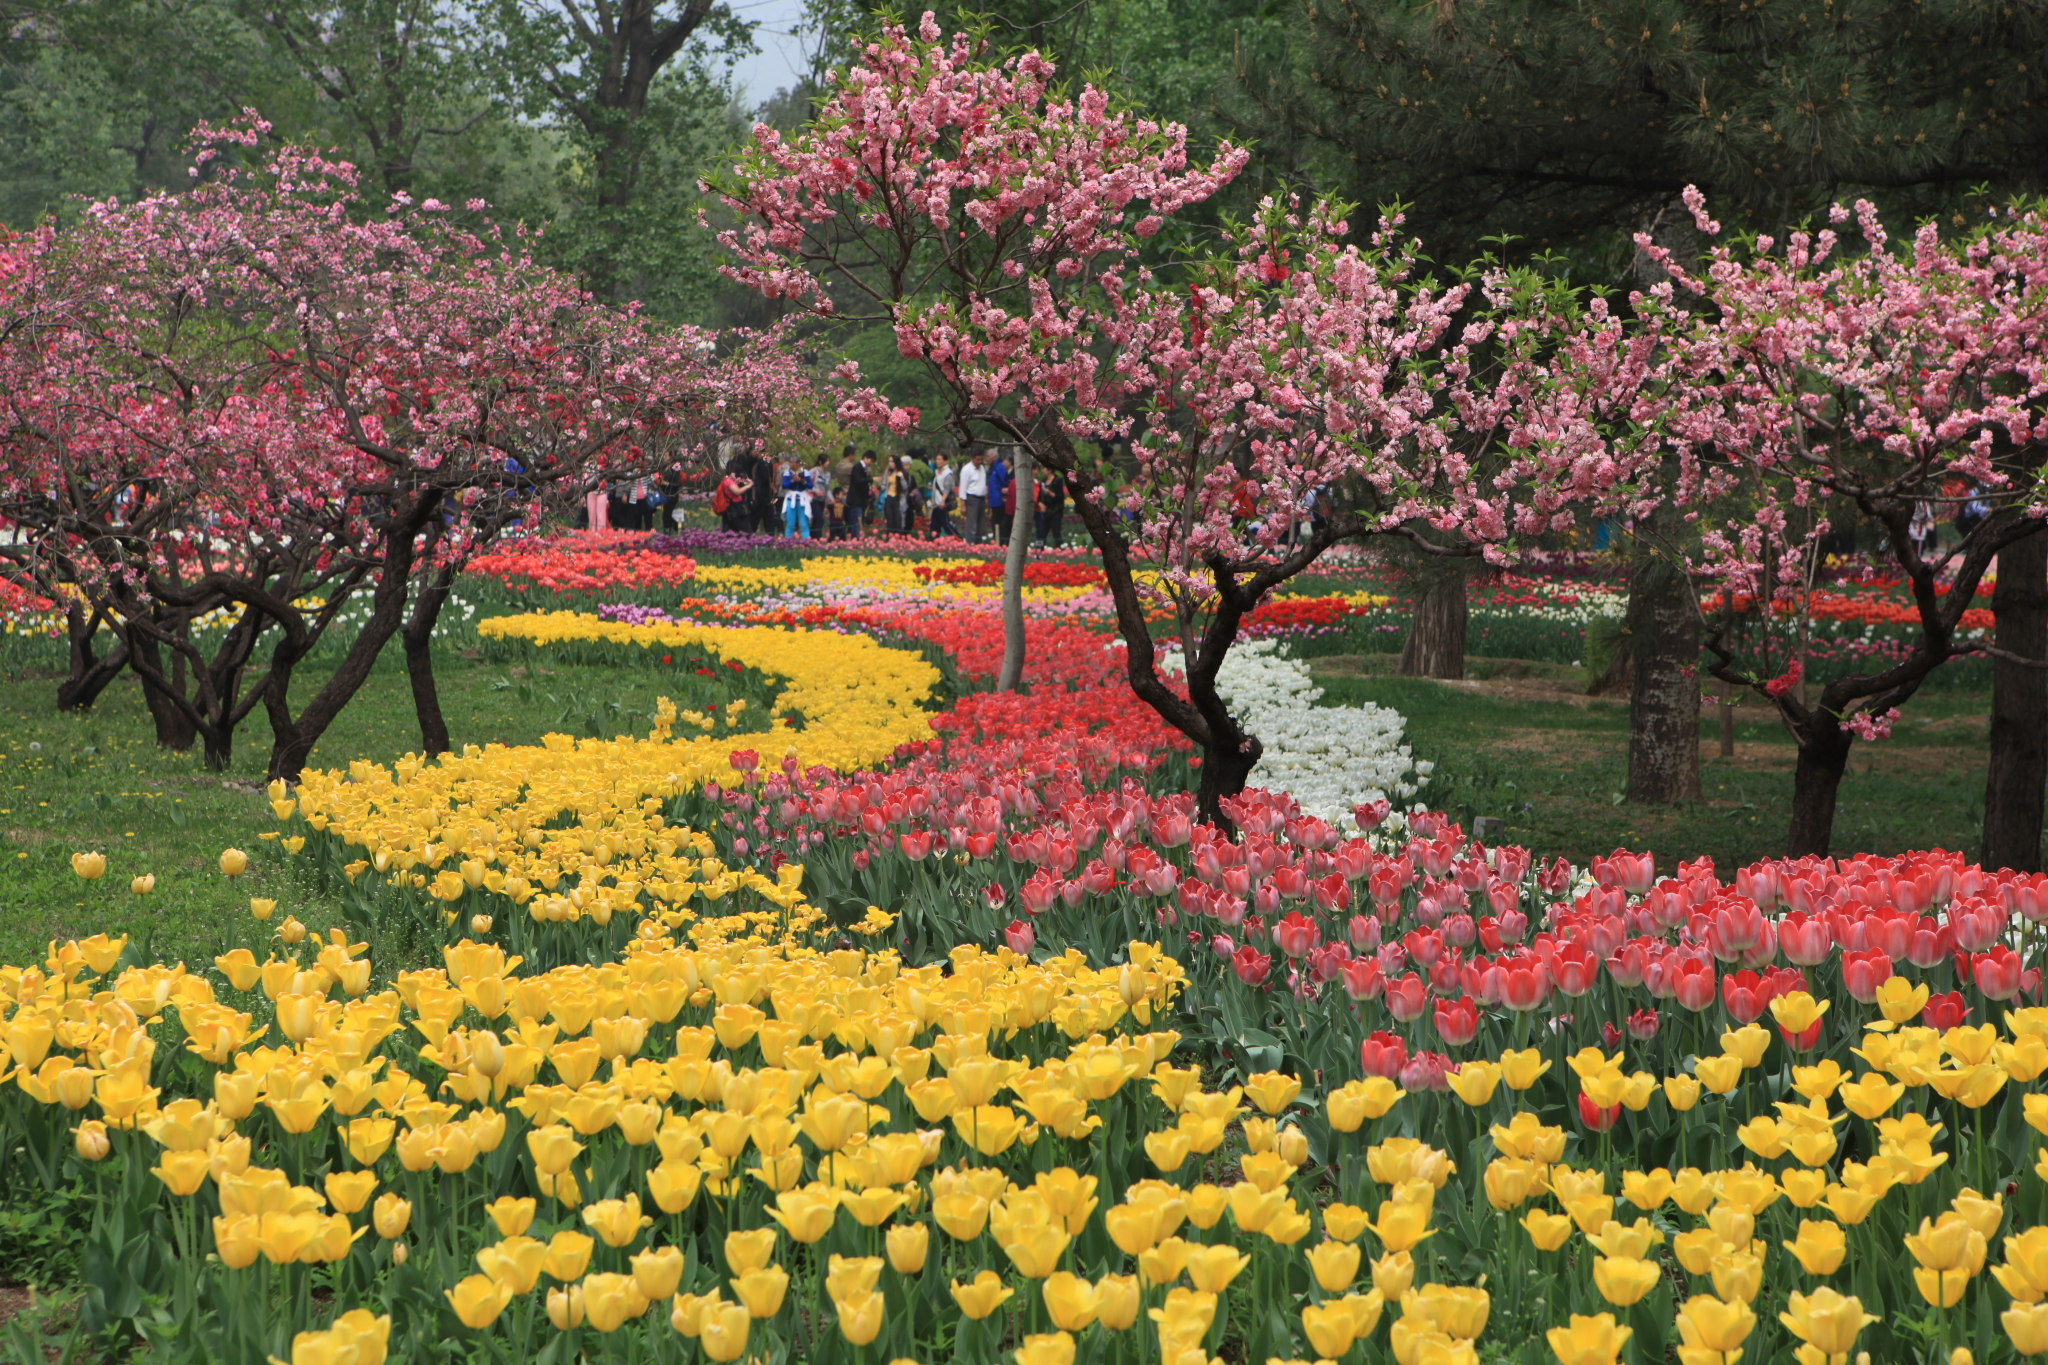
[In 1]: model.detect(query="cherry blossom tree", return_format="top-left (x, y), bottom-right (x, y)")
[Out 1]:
top-left (0, 116), bottom-right (723, 780)
top-left (704, 15), bottom-right (1649, 826)
top-left (1632, 191), bottom-right (2048, 859)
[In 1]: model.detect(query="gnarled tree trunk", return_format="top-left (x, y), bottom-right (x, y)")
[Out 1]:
top-left (404, 563), bottom-right (459, 758)
top-left (57, 604), bottom-right (130, 712)
top-left (1400, 557), bottom-right (1467, 679)
top-left (1985, 523), bottom-right (2048, 871)
top-left (1787, 719), bottom-right (1855, 858)
top-left (1626, 553), bottom-right (1702, 803)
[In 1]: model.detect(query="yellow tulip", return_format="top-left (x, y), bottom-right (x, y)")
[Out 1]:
top-left (1500, 1048), bottom-right (1552, 1090)
top-left (1522, 1209), bottom-right (1574, 1251)
top-left (218, 848), bottom-right (249, 877)
top-left (1693, 1055), bottom-right (1743, 1094)
top-left (1041, 1272), bottom-right (1100, 1332)
top-left (951, 1270), bottom-right (1014, 1320)
top-left (477, 1237), bottom-right (548, 1295)
top-left (2005, 1302), bottom-right (2048, 1357)
top-left (1144, 1128), bottom-right (1193, 1171)
top-left (886, 1223), bottom-right (929, 1274)
top-left (1307, 1238), bottom-right (1361, 1291)
top-left (324, 1170), bottom-right (377, 1215)
top-left (542, 1230), bottom-right (594, 1281)
top-left (632, 1245), bottom-right (685, 1301)
top-left (1674, 1293), bottom-right (1754, 1354)
top-left (1778, 1287), bottom-right (1878, 1356)
top-left (1546, 1312), bottom-right (1632, 1365)
top-left (1407, 1283), bottom-right (1490, 1339)
top-left (1445, 1060), bottom-right (1501, 1106)
top-left (1014, 1332), bottom-right (1076, 1365)
top-left (1783, 1219), bottom-right (1848, 1275)
top-left (446, 1274), bottom-right (514, 1330)
top-left (1876, 975), bottom-right (1930, 1024)
top-left (485, 1197), bottom-right (536, 1238)
top-left (1095, 1273), bottom-right (1139, 1330)
top-left (74, 1121), bottom-right (110, 1162)
top-left (583, 1194), bottom-right (652, 1249)
top-left (71, 851), bottom-right (107, 880)
top-left (1592, 1256), bottom-right (1660, 1307)
top-left (730, 1265), bottom-right (789, 1318)
top-left (767, 1185), bottom-right (838, 1243)
top-left (1183, 1244), bottom-right (1250, 1293)
top-left (1243, 1070), bottom-right (1302, 1115)
top-left (580, 1273), bottom-right (640, 1333)
top-left (698, 1302), bottom-right (751, 1362)
top-left (372, 1194), bottom-right (411, 1239)
top-left (1709, 1251), bottom-right (1762, 1304)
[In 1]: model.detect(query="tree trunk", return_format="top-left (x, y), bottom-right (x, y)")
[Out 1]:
top-left (1399, 562), bottom-right (1467, 679)
top-left (1786, 721), bottom-right (1854, 858)
top-left (998, 450), bottom-right (1032, 693)
top-left (1196, 739), bottom-right (1260, 831)
top-left (129, 632), bottom-right (197, 752)
top-left (1985, 524), bottom-right (2048, 871)
top-left (1626, 554), bottom-right (1702, 802)
top-left (265, 499), bottom-right (435, 782)
top-left (57, 604), bottom-right (130, 712)
top-left (404, 564), bottom-right (458, 758)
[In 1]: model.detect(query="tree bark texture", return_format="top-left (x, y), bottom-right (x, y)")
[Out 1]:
top-left (1985, 524), bottom-right (2048, 871)
top-left (129, 632), bottom-right (197, 752)
top-left (404, 564), bottom-right (459, 758)
top-left (1787, 721), bottom-right (1855, 858)
top-left (997, 450), bottom-right (1032, 693)
top-left (1399, 561), bottom-right (1468, 679)
top-left (57, 604), bottom-right (130, 713)
top-left (264, 498), bottom-right (436, 782)
top-left (1626, 554), bottom-right (1702, 803)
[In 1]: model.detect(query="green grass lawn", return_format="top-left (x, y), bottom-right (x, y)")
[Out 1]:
top-left (1311, 652), bottom-right (2000, 871)
top-left (0, 646), bottom-right (781, 968)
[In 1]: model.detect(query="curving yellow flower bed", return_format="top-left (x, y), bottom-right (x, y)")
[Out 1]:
top-left (289, 619), bottom-right (937, 927)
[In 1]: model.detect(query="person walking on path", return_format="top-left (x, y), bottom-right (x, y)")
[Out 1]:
top-left (845, 451), bottom-right (873, 538)
top-left (959, 449), bottom-right (990, 543)
top-left (928, 453), bottom-right (957, 539)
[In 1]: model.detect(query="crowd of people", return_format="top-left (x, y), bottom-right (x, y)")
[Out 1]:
top-left (711, 444), bottom-right (1071, 546)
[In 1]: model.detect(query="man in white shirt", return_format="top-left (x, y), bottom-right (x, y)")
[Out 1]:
top-left (928, 454), bottom-right (958, 539)
top-left (958, 451), bottom-right (990, 543)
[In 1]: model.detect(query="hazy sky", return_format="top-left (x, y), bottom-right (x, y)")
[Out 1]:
top-left (725, 0), bottom-right (815, 108)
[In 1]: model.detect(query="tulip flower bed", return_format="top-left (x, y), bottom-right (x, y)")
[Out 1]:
top-left (15, 792), bottom-right (2048, 1365)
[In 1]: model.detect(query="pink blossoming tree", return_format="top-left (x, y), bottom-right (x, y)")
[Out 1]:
top-left (0, 117), bottom-right (725, 779)
top-left (1634, 191), bottom-right (2048, 860)
top-left (705, 16), bottom-right (1647, 826)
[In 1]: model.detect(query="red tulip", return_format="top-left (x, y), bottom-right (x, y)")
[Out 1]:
top-left (1720, 969), bottom-right (1771, 1024)
top-left (1578, 1092), bottom-right (1621, 1132)
top-left (1921, 990), bottom-right (1971, 1031)
top-left (1670, 957), bottom-right (1717, 1012)
top-left (1841, 948), bottom-right (1893, 1003)
top-left (1778, 911), bottom-right (1834, 965)
top-left (1385, 973), bottom-right (1429, 1022)
top-left (1626, 1008), bottom-right (1660, 1041)
top-left (1360, 1031), bottom-right (1408, 1080)
top-left (1273, 911), bottom-right (1321, 959)
top-left (1495, 953), bottom-right (1549, 1012)
top-left (1549, 941), bottom-right (1599, 997)
top-left (1338, 955), bottom-right (1384, 1001)
top-left (1003, 919), bottom-right (1036, 954)
top-left (1232, 945), bottom-right (1273, 988)
top-left (1968, 945), bottom-right (2025, 1001)
top-left (1434, 994), bottom-right (1479, 1046)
